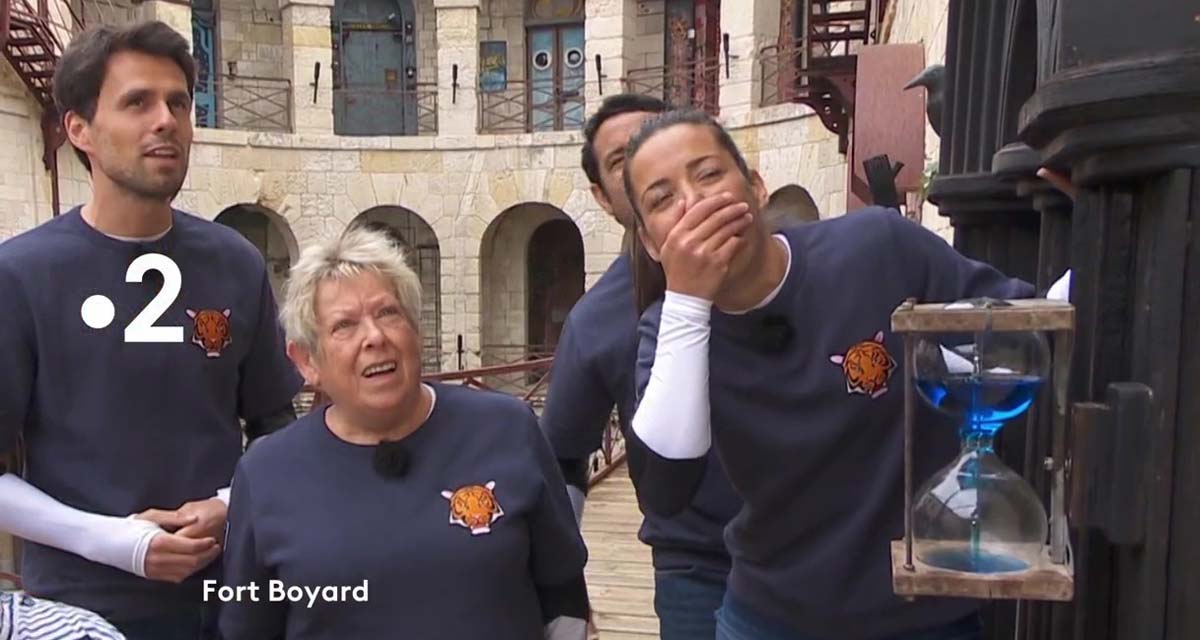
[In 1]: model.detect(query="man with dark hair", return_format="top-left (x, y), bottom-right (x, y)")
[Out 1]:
top-left (0, 21), bottom-right (301, 639)
top-left (624, 107), bottom-right (1037, 639)
top-left (539, 94), bottom-right (742, 639)
top-left (763, 184), bottom-right (821, 228)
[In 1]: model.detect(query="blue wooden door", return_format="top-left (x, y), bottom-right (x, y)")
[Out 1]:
top-left (528, 23), bottom-right (585, 131)
top-left (528, 27), bottom-right (556, 131)
top-left (333, 0), bottom-right (417, 135)
top-left (191, 2), bottom-right (217, 128)
top-left (559, 24), bottom-right (585, 129)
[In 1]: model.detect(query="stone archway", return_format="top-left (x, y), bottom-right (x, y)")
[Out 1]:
top-left (213, 203), bottom-right (299, 301)
top-left (349, 206), bottom-right (443, 371)
top-left (479, 202), bottom-right (584, 365)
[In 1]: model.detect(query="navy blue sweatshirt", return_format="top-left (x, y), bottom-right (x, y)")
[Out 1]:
top-left (634, 209), bottom-right (1035, 638)
top-left (219, 383), bottom-right (588, 639)
top-left (0, 207), bottom-right (301, 622)
top-left (540, 254), bottom-right (740, 571)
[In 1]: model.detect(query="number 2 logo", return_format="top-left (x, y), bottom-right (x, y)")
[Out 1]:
top-left (125, 253), bottom-right (183, 343)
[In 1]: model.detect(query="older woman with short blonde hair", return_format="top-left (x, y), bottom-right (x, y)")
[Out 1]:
top-left (218, 226), bottom-right (590, 640)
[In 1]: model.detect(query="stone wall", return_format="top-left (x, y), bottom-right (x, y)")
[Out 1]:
top-left (168, 127), bottom-right (616, 367)
top-left (0, 62), bottom-right (90, 241)
top-left (218, 0), bottom-right (287, 80)
top-left (478, 0), bottom-right (527, 81)
top-left (627, 0), bottom-right (665, 71)
top-left (724, 105), bottom-right (848, 220)
top-left (0, 63), bottom-right (43, 241)
top-left (414, 0), bottom-right (439, 88)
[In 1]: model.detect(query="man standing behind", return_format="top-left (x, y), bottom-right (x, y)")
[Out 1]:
top-left (0, 21), bottom-right (301, 639)
top-left (539, 94), bottom-right (741, 639)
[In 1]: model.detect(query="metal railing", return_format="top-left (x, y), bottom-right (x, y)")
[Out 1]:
top-left (623, 56), bottom-right (722, 115)
top-left (2, 0), bottom-right (86, 102)
top-left (8, 0), bottom-right (83, 48)
top-left (759, 37), bottom-right (860, 109)
top-left (478, 77), bottom-right (585, 134)
top-left (759, 36), bottom-right (859, 153)
top-left (332, 83), bottom-right (438, 136)
top-left (196, 74), bottom-right (292, 133)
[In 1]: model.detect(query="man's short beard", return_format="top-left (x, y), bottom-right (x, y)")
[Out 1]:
top-left (108, 165), bottom-right (187, 202)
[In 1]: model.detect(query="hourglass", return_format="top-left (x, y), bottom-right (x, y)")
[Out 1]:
top-left (890, 297), bottom-right (1074, 601)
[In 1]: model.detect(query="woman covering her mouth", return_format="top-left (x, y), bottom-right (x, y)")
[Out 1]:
top-left (218, 225), bottom-right (590, 640)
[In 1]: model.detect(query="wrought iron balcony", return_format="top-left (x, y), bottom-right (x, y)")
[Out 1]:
top-left (332, 82), bottom-right (438, 136)
top-left (196, 74), bottom-right (293, 133)
top-left (623, 55), bottom-right (722, 115)
top-left (479, 77), bottom-right (585, 135)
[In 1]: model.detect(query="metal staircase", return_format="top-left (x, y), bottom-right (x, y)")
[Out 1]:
top-left (1, 0), bottom-right (84, 213)
top-left (761, 0), bottom-right (888, 153)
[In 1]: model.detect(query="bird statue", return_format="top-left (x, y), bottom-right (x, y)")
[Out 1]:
top-left (904, 64), bottom-right (945, 136)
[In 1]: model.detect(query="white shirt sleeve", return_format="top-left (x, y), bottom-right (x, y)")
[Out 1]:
top-left (631, 291), bottom-right (713, 460)
top-left (1047, 269), bottom-right (1071, 301)
top-left (0, 474), bottom-right (162, 578)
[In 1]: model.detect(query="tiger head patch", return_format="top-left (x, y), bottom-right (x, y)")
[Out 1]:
top-left (186, 308), bottom-right (232, 358)
top-left (441, 481), bottom-right (504, 536)
top-left (830, 330), bottom-right (896, 399)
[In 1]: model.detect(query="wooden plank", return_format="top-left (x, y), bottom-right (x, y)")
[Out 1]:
top-left (891, 297), bottom-right (1074, 333)
top-left (587, 587), bottom-right (654, 612)
top-left (584, 573), bottom-right (654, 590)
top-left (592, 632), bottom-right (658, 640)
top-left (580, 463), bottom-right (659, 639)
top-left (1165, 168), bottom-right (1200, 640)
top-left (890, 540), bottom-right (1073, 601)
top-left (1114, 169), bottom-right (1189, 640)
top-left (1066, 185), bottom-right (1132, 640)
top-left (592, 612), bottom-right (660, 635)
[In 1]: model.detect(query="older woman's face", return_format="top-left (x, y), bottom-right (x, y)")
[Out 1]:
top-left (306, 271), bottom-right (422, 416)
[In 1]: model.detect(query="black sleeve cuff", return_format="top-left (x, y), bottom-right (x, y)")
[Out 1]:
top-left (244, 403), bottom-right (298, 447)
top-left (558, 457), bottom-right (589, 493)
top-left (625, 430), bottom-right (706, 517)
top-left (538, 574), bottom-right (590, 622)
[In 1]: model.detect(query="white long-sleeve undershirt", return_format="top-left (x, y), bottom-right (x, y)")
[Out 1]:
top-left (631, 236), bottom-right (792, 461)
top-left (0, 474), bottom-right (162, 577)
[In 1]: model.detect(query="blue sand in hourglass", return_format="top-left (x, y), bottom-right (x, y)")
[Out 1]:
top-left (916, 373), bottom-right (1045, 572)
top-left (921, 547), bottom-right (1031, 573)
top-left (916, 373), bottom-right (1044, 438)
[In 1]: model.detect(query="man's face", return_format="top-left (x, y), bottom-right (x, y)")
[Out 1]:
top-left (67, 50), bottom-right (193, 202)
top-left (626, 122), bottom-right (769, 288)
top-left (589, 110), bottom-right (658, 229)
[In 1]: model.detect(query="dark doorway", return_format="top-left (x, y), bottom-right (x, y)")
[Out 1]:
top-left (525, 218), bottom-right (584, 355)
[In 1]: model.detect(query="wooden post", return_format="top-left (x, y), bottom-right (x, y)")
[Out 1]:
top-left (927, 0), bottom-right (1042, 287)
top-left (1019, 1), bottom-right (1200, 638)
